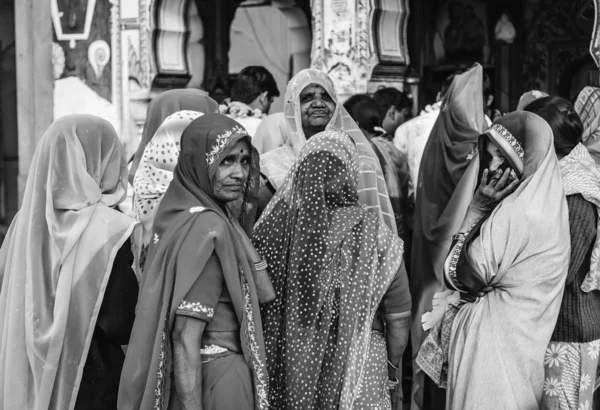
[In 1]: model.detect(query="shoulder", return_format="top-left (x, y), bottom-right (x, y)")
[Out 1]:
top-left (171, 207), bottom-right (229, 241)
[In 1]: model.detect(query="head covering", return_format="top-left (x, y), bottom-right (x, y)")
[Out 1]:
top-left (128, 89), bottom-right (218, 184)
top-left (260, 68), bottom-right (396, 233)
top-left (574, 86), bottom-right (600, 164)
top-left (132, 110), bottom-right (203, 250)
top-left (409, 63), bottom-right (486, 409)
top-left (516, 90), bottom-right (549, 111)
top-left (118, 114), bottom-right (267, 410)
top-left (0, 115), bottom-right (137, 409)
top-left (419, 111), bottom-right (570, 409)
top-left (253, 130), bottom-right (402, 409)
top-left (559, 143), bottom-right (600, 291)
top-left (251, 112), bottom-right (291, 155)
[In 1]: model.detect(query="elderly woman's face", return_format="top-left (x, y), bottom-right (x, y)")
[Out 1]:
top-left (484, 136), bottom-right (517, 181)
top-left (299, 84), bottom-right (336, 137)
top-left (212, 139), bottom-right (251, 203)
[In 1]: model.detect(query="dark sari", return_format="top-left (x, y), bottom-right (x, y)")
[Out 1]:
top-left (118, 114), bottom-right (268, 410)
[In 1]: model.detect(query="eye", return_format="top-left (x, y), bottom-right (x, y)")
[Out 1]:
top-left (220, 157), bottom-right (233, 165)
top-left (241, 157), bottom-right (251, 165)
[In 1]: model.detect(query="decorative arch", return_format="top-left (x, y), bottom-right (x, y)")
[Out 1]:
top-left (150, 0), bottom-right (193, 88)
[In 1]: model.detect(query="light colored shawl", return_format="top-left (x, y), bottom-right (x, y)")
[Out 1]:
top-left (128, 89), bottom-right (218, 184)
top-left (132, 110), bottom-right (202, 250)
top-left (252, 112), bottom-right (291, 155)
top-left (0, 115), bottom-right (137, 410)
top-left (574, 86), bottom-right (600, 164)
top-left (559, 143), bottom-right (600, 292)
top-left (420, 112), bottom-right (570, 409)
top-left (260, 68), bottom-right (396, 233)
top-left (516, 90), bottom-right (549, 110)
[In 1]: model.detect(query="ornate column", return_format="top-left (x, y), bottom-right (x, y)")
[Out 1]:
top-left (592, 0), bottom-right (600, 68)
top-left (310, 0), bottom-right (410, 100)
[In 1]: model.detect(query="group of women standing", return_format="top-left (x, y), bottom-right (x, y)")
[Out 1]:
top-left (1, 65), bottom-right (600, 410)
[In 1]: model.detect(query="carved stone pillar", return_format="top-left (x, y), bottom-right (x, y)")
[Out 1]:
top-left (591, 0), bottom-right (600, 68)
top-left (310, 0), bottom-right (410, 100)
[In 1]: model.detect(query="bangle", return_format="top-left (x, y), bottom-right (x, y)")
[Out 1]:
top-left (254, 259), bottom-right (268, 271)
top-left (387, 359), bottom-right (399, 370)
top-left (387, 377), bottom-right (400, 390)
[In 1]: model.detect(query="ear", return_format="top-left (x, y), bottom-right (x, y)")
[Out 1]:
top-left (387, 106), bottom-right (396, 120)
top-left (258, 91), bottom-right (269, 105)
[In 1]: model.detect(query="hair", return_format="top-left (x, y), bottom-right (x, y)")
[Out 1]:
top-left (372, 87), bottom-right (412, 119)
top-left (524, 96), bottom-right (584, 157)
top-left (343, 94), bottom-right (382, 134)
top-left (230, 66), bottom-right (280, 104)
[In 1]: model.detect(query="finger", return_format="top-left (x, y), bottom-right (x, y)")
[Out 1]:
top-left (499, 178), bottom-right (520, 196)
top-left (480, 169), bottom-right (489, 188)
top-left (495, 168), bottom-right (511, 190)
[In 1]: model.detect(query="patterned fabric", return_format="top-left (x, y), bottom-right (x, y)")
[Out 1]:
top-left (176, 300), bottom-right (215, 319)
top-left (575, 87), bottom-right (600, 165)
top-left (252, 130), bottom-right (403, 410)
top-left (259, 68), bottom-right (397, 234)
top-left (559, 144), bottom-right (600, 292)
top-left (353, 332), bottom-right (392, 410)
top-left (541, 340), bottom-right (600, 410)
top-left (133, 110), bottom-right (202, 263)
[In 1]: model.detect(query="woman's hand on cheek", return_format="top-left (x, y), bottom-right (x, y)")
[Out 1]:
top-left (470, 168), bottom-right (520, 213)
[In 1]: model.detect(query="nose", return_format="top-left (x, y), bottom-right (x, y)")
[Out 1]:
top-left (489, 157), bottom-right (503, 173)
top-left (230, 162), bottom-right (245, 180)
top-left (312, 96), bottom-right (326, 107)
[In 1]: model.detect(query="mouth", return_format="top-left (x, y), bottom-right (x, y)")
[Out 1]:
top-left (224, 185), bottom-right (243, 191)
top-left (309, 110), bottom-right (329, 117)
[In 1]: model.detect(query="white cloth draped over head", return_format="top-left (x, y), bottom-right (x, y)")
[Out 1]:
top-left (260, 68), bottom-right (396, 233)
top-left (559, 143), bottom-right (600, 292)
top-left (574, 86), bottom-right (600, 164)
top-left (252, 112), bottom-right (291, 155)
top-left (132, 110), bottom-right (203, 249)
top-left (0, 114), bottom-right (137, 410)
top-left (516, 90), bottom-right (549, 111)
top-left (421, 112), bottom-right (570, 409)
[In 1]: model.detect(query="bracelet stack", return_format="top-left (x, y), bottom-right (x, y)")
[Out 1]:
top-left (254, 259), bottom-right (268, 271)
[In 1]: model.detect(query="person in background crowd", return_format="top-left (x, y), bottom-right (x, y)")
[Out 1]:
top-left (258, 68), bottom-right (396, 232)
top-left (524, 96), bottom-right (600, 409)
top-left (0, 115), bottom-right (139, 409)
top-left (417, 111), bottom-right (570, 409)
top-left (253, 131), bottom-right (411, 410)
top-left (394, 73), bottom-right (455, 213)
top-left (219, 65), bottom-right (280, 137)
top-left (410, 63), bottom-right (488, 410)
top-left (575, 86), bottom-right (600, 164)
top-left (373, 87), bottom-right (413, 139)
top-left (344, 94), bottom-right (411, 256)
top-left (131, 110), bottom-right (203, 276)
top-left (252, 112), bottom-right (289, 155)
top-left (119, 114), bottom-right (273, 410)
top-left (128, 89), bottom-right (218, 185)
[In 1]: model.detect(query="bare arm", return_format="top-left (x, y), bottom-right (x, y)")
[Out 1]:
top-left (172, 316), bottom-right (206, 410)
top-left (385, 310), bottom-right (411, 409)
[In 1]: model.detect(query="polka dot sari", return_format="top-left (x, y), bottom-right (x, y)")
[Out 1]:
top-left (252, 130), bottom-right (403, 409)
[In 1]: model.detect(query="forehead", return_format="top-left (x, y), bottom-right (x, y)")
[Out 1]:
top-left (484, 135), bottom-right (503, 153)
top-left (228, 138), bottom-right (250, 153)
top-left (299, 83), bottom-right (331, 98)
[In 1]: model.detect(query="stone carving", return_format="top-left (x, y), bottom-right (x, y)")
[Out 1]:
top-left (592, 0), bottom-right (600, 67)
top-left (52, 42), bottom-right (66, 80)
top-left (88, 39), bottom-right (111, 81)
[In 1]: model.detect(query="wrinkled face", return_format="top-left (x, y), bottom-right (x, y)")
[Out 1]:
top-left (212, 139), bottom-right (251, 203)
top-left (299, 84), bottom-right (336, 137)
top-left (484, 136), bottom-right (510, 175)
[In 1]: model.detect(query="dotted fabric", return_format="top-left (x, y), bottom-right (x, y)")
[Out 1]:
top-left (132, 110), bottom-right (202, 246)
top-left (252, 130), bottom-right (403, 409)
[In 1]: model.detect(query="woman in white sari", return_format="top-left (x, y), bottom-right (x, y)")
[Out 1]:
top-left (417, 111), bottom-right (570, 409)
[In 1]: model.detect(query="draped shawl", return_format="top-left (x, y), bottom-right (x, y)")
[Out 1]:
top-left (0, 115), bottom-right (137, 410)
top-left (574, 86), bottom-right (600, 164)
top-left (128, 89), bottom-right (218, 183)
top-left (409, 64), bottom-right (486, 408)
top-left (132, 110), bottom-right (203, 252)
top-left (259, 68), bottom-right (396, 233)
top-left (516, 90), bottom-right (549, 111)
top-left (420, 112), bottom-right (570, 409)
top-left (253, 130), bottom-right (402, 409)
top-left (118, 114), bottom-right (268, 410)
top-left (559, 143), bottom-right (600, 292)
